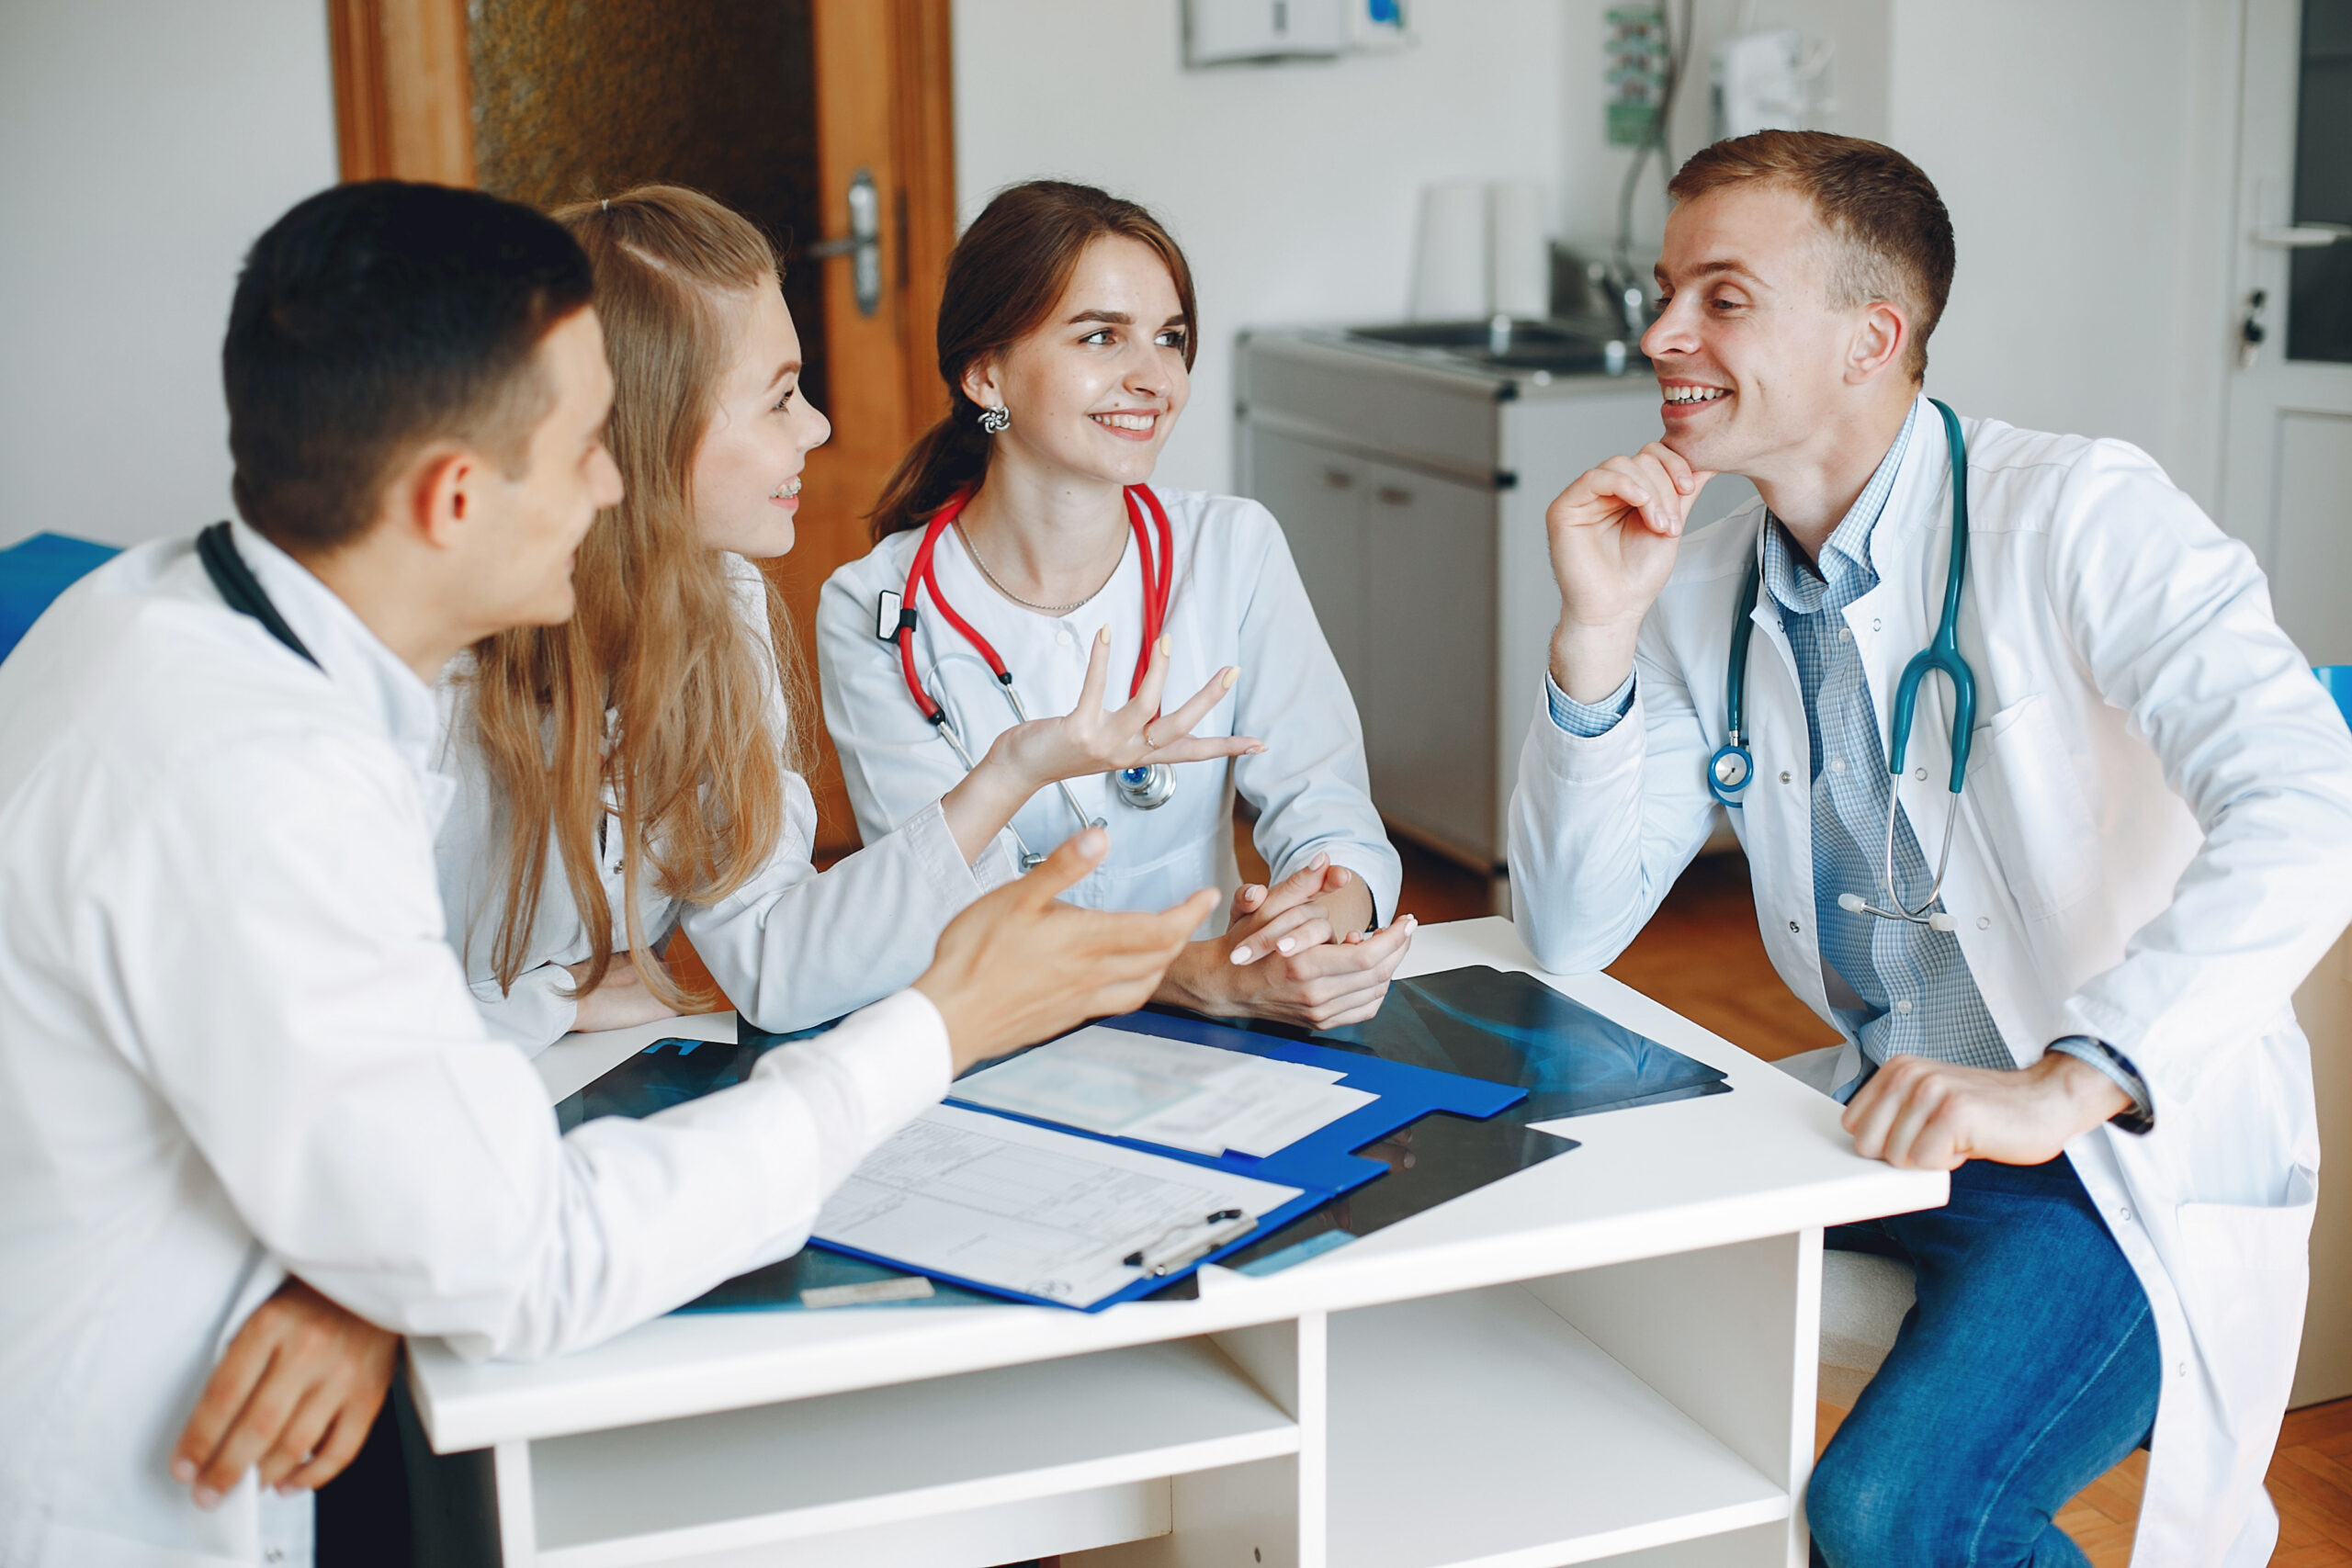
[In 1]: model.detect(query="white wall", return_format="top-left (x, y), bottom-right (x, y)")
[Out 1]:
top-left (953, 0), bottom-right (2238, 509)
top-left (953, 0), bottom-right (1578, 495)
top-left (1884, 0), bottom-right (2239, 509)
top-left (0, 2), bottom-right (340, 549)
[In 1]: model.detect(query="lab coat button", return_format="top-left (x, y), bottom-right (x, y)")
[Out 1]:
top-left (1872, 617), bottom-right (1883, 631)
top-left (2119, 1206), bottom-right (2133, 1224)
top-left (1915, 766), bottom-right (1928, 782)
top-left (1788, 919), bottom-right (1802, 933)
top-left (1976, 916), bottom-right (1991, 931)
top-left (1056, 628), bottom-right (1075, 647)
top-left (1780, 770), bottom-right (1792, 784)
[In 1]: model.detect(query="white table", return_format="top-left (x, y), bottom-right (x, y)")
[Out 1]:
top-left (406, 917), bottom-right (1944, 1568)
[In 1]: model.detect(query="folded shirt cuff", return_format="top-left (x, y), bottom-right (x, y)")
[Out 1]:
top-left (1545, 671), bottom-right (1636, 738)
top-left (2049, 1035), bottom-right (2155, 1134)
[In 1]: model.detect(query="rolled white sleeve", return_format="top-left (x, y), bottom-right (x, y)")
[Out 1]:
top-left (469, 964), bottom-right (578, 1055)
top-left (683, 771), bottom-right (1002, 1035)
top-left (2045, 446), bottom-right (2352, 1104)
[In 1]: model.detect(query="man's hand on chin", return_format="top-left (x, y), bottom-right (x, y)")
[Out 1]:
top-left (1842, 1052), bottom-right (2132, 1171)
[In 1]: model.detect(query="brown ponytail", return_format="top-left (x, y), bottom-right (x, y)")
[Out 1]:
top-left (869, 180), bottom-right (1198, 541)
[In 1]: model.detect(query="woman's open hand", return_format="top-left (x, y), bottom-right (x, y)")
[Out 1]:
top-left (942, 631), bottom-right (1262, 863)
top-left (989, 627), bottom-right (1261, 788)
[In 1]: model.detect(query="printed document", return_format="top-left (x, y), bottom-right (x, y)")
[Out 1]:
top-left (813, 1104), bottom-right (1301, 1306)
top-left (952, 1025), bottom-right (1374, 1157)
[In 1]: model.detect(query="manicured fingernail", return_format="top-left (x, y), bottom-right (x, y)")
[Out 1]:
top-left (1098, 625), bottom-right (1112, 644)
top-left (170, 1459), bottom-right (196, 1484)
top-left (1231, 946), bottom-right (1252, 964)
top-left (1277, 938), bottom-right (1296, 954)
top-left (1311, 852), bottom-right (1329, 869)
top-left (1222, 667), bottom-right (1238, 690)
top-left (1158, 635), bottom-right (1171, 655)
top-left (194, 1487), bottom-right (220, 1511)
top-left (1250, 743), bottom-right (1268, 753)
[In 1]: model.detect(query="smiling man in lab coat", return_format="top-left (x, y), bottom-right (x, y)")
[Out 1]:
top-left (0, 181), bottom-right (1214, 1568)
top-left (1510, 130), bottom-right (2352, 1566)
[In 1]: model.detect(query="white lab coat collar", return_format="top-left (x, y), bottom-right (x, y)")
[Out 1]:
top-left (226, 518), bottom-right (456, 825)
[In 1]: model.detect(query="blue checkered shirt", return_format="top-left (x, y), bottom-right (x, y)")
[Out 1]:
top-left (1547, 405), bottom-right (2147, 1111)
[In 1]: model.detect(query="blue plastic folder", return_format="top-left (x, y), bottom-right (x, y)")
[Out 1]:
top-left (557, 1011), bottom-right (1529, 1313)
top-left (819, 1011), bottom-right (1530, 1312)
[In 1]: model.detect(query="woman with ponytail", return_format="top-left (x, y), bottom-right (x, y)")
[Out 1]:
top-left (820, 181), bottom-right (1412, 1031)
top-left (435, 185), bottom-right (1249, 1047)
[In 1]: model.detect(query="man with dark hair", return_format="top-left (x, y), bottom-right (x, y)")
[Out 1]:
top-left (1510, 130), bottom-right (2352, 1564)
top-left (0, 181), bottom-right (1212, 1567)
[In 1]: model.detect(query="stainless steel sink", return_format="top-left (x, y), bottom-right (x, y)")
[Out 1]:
top-left (1344, 317), bottom-right (1645, 378)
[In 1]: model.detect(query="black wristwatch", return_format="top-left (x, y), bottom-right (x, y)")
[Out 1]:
top-left (2051, 1034), bottom-right (2154, 1135)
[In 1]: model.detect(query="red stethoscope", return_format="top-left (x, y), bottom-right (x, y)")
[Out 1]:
top-left (881, 483), bottom-right (1178, 869)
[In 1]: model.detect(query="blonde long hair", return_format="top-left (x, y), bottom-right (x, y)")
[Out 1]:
top-left (467, 185), bottom-right (810, 1010)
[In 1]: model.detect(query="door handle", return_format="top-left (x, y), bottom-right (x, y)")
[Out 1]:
top-left (1374, 485), bottom-right (1414, 506)
top-left (1322, 468), bottom-right (1354, 489)
top-left (809, 168), bottom-right (883, 316)
top-left (2251, 223), bottom-right (2350, 250)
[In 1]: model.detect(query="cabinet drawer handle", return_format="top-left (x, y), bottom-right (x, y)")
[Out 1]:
top-left (1374, 485), bottom-right (1414, 506)
top-left (1322, 468), bottom-right (1353, 489)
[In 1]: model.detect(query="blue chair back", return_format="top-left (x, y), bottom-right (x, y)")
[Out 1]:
top-left (0, 533), bottom-right (120, 665)
top-left (2319, 667), bottom-right (2352, 732)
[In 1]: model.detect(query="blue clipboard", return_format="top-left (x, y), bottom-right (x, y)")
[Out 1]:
top-left (806, 1010), bottom-right (1527, 1312)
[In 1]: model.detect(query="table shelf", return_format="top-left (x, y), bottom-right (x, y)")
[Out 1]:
top-left (1326, 1284), bottom-right (1790, 1568)
top-left (528, 1336), bottom-right (1297, 1567)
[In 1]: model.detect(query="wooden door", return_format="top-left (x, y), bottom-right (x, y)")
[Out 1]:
top-left (328, 0), bottom-right (955, 860)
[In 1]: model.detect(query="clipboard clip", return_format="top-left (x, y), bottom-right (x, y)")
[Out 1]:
top-left (1124, 1208), bottom-right (1255, 1278)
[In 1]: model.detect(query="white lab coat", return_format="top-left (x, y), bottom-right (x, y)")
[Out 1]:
top-left (818, 489), bottom-right (1400, 931)
top-left (1508, 394), bottom-right (2352, 1567)
top-left (434, 554), bottom-right (1018, 1052)
top-left (0, 524), bottom-right (951, 1568)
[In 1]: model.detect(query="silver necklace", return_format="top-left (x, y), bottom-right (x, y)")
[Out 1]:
top-left (956, 520), bottom-right (1123, 617)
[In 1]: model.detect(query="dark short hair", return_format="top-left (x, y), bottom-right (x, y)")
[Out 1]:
top-left (1668, 131), bottom-right (1954, 382)
top-left (224, 181), bottom-right (595, 553)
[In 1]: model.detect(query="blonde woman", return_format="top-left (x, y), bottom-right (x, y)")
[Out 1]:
top-left (435, 185), bottom-right (1252, 1048)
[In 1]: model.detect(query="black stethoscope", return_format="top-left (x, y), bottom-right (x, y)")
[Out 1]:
top-left (1707, 399), bottom-right (1978, 931)
top-left (883, 484), bottom-right (1178, 870)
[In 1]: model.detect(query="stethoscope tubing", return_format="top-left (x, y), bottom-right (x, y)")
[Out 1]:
top-left (894, 484), bottom-right (1181, 865)
top-left (1713, 399), bottom-right (1977, 930)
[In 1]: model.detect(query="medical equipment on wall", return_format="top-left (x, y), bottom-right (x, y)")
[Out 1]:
top-left (1711, 27), bottom-right (1835, 142)
top-left (884, 484), bottom-right (1180, 869)
top-left (1708, 400), bottom-right (1978, 932)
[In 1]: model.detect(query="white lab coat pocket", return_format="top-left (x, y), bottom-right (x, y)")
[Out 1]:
top-left (2172, 1168), bottom-right (2316, 1411)
top-left (1965, 694), bottom-right (2100, 919)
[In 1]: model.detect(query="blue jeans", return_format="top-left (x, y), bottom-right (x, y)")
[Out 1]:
top-left (1809, 1155), bottom-right (2161, 1568)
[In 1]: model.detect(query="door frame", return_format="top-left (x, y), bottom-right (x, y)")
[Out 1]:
top-left (327, 0), bottom-right (958, 856)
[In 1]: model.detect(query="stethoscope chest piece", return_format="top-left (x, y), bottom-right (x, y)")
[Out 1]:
top-left (1707, 744), bottom-right (1753, 805)
top-left (1114, 761), bottom-right (1177, 810)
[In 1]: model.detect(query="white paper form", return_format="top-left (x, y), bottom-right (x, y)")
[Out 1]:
top-left (951, 1025), bottom-right (1375, 1158)
top-left (813, 1104), bottom-right (1301, 1307)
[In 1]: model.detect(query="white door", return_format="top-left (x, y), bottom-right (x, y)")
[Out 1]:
top-left (2221, 0), bottom-right (2352, 666)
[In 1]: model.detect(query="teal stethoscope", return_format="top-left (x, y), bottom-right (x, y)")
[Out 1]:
top-left (1707, 399), bottom-right (1977, 933)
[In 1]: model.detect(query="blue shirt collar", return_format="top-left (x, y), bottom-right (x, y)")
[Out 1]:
top-left (1760, 399), bottom-right (1919, 615)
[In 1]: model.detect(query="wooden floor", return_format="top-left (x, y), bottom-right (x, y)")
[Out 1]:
top-left (1379, 832), bottom-right (2352, 1564)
